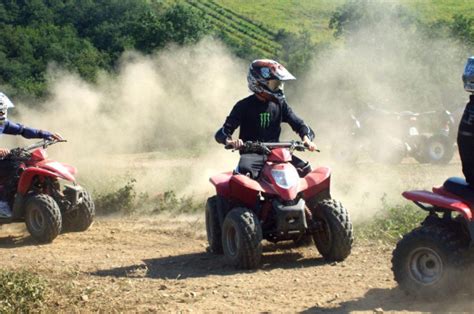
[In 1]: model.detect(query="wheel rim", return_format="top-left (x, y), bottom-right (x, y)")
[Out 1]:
top-left (408, 247), bottom-right (444, 285)
top-left (225, 224), bottom-right (239, 256)
top-left (28, 207), bottom-right (45, 233)
top-left (429, 142), bottom-right (445, 160)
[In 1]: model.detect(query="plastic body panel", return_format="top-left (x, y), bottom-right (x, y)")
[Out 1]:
top-left (402, 189), bottom-right (473, 221)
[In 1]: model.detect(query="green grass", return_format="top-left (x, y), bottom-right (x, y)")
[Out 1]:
top-left (0, 270), bottom-right (46, 312)
top-left (403, 0), bottom-right (474, 22)
top-left (213, 0), bottom-right (343, 43)
top-left (356, 203), bottom-right (426, 244)
top-left (186, 0), bottom-right (474, 44)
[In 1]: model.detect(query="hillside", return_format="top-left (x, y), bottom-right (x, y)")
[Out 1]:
top-left (208, 0), bottom-right (474, 41)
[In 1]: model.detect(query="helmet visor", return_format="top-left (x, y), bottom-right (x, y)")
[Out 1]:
top-left (267, 79), bottom-right (284, 91)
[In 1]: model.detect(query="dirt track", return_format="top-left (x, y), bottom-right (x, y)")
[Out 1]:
top-left (1, 215), bottom-right (474, 312)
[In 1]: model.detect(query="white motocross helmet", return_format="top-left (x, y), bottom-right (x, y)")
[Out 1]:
top-left (463, 56), bottom-right (474, 93)
top-left (0, 92), bottom-right (14, 125)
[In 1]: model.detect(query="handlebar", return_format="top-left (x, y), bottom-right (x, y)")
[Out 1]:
top-left (225, 141), bottom-right (319, 154)
top-left (4, 139), bottom-right (67, 161)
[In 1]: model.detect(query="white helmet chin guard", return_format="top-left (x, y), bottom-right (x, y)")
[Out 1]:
top-left (0, 93), bottom-right (14, 111)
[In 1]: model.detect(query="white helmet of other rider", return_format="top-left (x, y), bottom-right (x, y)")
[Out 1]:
top-left (463, 56), bottom-right (474, 93)
top-left (0, 92), bottom-right (14, 125)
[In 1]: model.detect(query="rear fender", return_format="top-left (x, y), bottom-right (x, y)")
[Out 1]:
top-left (402, 190), bottom-right (472, 220)
top-left (300, 167), bottom-right (331, 200)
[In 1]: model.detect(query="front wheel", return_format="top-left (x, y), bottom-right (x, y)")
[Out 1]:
top-left (222, 207), bottom-right (262, 269)
top-left (392, 225), bottom-right (467, 298)
top-left (62, 190), bottom-right (95, 232)
top-left (25, 194), bottom-right (62, 243)
top-left (311, 199), bottom-right (353, 261)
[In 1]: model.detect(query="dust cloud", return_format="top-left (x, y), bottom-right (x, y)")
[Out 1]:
top-left (290, 1), bottom-right (468, 218)
top-left (4, 2), bottom-right (469, 219)
top-left (9, 38), bottom-right (245, 195)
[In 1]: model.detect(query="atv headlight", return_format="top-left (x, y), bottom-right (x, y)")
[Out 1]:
top-left (271, 168), bottom-right (299, 189)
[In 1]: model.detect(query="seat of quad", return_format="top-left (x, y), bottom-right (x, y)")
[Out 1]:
top-left (443, 177), bottom-right (474, 203)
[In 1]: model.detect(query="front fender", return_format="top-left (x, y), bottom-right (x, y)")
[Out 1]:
top-left (17, 167), bottom-right (74, 196)
top-left (300, 167), bottom-right (331, 200)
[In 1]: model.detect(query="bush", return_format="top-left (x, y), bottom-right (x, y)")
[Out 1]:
top-left (93, 178), bottom-right (204, 215)
top-left (94, 179), bottom-right (137, 215)
top-left (0, 270), bottom-right (46, 312)
top-left (356, 203), bottom-right (425, 243)
top-left (152, 190), bottom-right (202, 215)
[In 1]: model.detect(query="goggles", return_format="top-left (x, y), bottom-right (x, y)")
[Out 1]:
top-left (267, 79), bottom-right (284, 92)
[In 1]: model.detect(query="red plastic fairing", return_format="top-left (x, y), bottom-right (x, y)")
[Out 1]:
top-left (402, 190), bottom-right (473, 221)
top-left (230, 174), bottom-right (266, 207)
top-left (63, 164), bottom-right (77, 175)
top-left (30, 148), bottom-right (47, 162)
top-left (17, 167), bottom-right (74, 195)
top-left (209, 172), bottom-right (232, 197)
top-left (301, 167), bottom-right (331, 199)
top-left (267, 148), bottom-right (292, 162)
top-left (37, 161), bottom-right (76, 182)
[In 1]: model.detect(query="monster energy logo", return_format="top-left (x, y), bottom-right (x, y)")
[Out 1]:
top-left (260, 112), bottom-right (270, 128)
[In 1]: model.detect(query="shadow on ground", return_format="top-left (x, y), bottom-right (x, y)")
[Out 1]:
top-left (302, 288), bottom-right (474, 313)
top-left (92, 242), bottom-right (326, 280)
top-left (0, 235), bottom-right (38, 248)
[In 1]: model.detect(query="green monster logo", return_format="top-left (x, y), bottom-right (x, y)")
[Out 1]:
top-left (260, 112), bottom-right (270, 128)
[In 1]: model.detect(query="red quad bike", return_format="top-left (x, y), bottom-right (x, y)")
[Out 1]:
top-left (392, 177), bottom-right (474, 298)
top-left (206, 141), bottom-right (353, 269)
top-left (0, 139), bottom-right (95, 243)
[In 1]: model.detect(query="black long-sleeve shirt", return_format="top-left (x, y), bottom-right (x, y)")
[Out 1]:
top-left (215, 94), bottom-right (314, 144)
top-left (458, 94), bottom-right (474, 137)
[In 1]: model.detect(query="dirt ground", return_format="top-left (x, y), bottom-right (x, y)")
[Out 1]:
top-left (1, 214), bottom-right (474, 313)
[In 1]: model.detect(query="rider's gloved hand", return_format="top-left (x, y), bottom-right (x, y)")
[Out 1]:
top-left (225, 138), bottom-right (244, 149)
top-left (0, 148), bottom-right (10, 157)
top-left (303, 136), bottom-right (317, 152)
top-left (47, 133), bottom-right (64, 141)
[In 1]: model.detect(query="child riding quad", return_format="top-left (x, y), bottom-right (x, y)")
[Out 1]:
top-left (207, 60), bottom-right (353, 269)
top-left (0, 93), bottom-right (94, 243)
top-left (391, 57), bottom-right (474, 298)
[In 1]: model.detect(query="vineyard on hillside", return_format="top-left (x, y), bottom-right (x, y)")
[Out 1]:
top-left (184, 0), bottom-right (282, 58)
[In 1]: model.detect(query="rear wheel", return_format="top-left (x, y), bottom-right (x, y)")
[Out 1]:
top-left (425, 134), bottom-right (455, 165)
top-left (205, 196), bottom-right (222, 254)
top-left (392, 224), bottom-right (467, 298)
top-left (311, 199), bottom-right (353, 261)
top-left (25, 194), bottom-right (62, 243)
top-left (62, 190), bottom-right (95, 232)
top-left (222, 207), bottom-right (262, 269)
